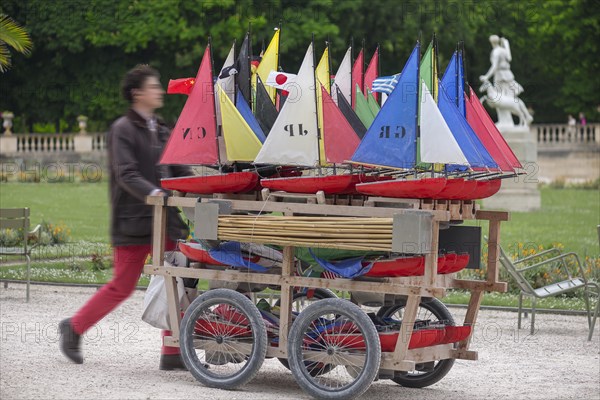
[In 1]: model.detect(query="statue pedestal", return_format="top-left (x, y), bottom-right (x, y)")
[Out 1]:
top-left (482, 125), bottom-right (541, 212)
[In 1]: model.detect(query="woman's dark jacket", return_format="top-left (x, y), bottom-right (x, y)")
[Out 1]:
top-left (107, 109), bottom-right (191, 246)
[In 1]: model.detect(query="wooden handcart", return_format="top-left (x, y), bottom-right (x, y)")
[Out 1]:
top-left (144, 193), bottom-right (509, 399)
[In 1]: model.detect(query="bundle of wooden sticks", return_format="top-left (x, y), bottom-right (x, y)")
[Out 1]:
top-left (217, 215), bottom-right (393, 251)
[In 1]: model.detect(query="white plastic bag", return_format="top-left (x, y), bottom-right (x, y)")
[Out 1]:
top-left (141, 251), bottom-right (188, 330)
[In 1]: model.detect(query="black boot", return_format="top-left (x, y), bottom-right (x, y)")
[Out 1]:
top-left (159, 354), bottom-right (188, 371)
top-left (59, 318), bottom-right (83, 364)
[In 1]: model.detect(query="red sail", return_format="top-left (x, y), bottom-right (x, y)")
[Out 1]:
top-left (322, 86), bottom-right (360, 164)
top-left (465, 91), bottom-right (513, 171)
top-left (468, 86), bottom-right (522, 169)
top-left (363, 47), bottom-right (379, 102)
top-left (160, 45), bottom-right (218, 165)
top-left (351, 48), bottom-right (364, 110)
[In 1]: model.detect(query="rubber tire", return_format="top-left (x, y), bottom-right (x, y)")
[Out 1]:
top-left (287, 298), bottom-right (381, 400)
top-left (276, 289), bottom-right (337, 373)
top-left (180, 288), bottom-right (268, 390)
top-left (377, 297), bottom-right (456, 388)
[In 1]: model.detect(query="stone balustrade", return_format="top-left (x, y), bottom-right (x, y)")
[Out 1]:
top-left (535, 123), bottom-right (599, 145)
top-left (0, 132), bottom-right (106, 155)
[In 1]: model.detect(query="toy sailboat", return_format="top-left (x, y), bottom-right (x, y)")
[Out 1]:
top-left (159, 42), bottom-right (262, 194)
top-left (354, 40), bottom-right (514, 200)
top-left (257, 43), bottom-right (388, 194)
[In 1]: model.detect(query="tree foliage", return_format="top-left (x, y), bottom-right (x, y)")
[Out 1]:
top-left (0, 0), bottom-right (598, 131)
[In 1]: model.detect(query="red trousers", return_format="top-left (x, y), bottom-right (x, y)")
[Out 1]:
top-left (71, 240), bottom-right (180, 355)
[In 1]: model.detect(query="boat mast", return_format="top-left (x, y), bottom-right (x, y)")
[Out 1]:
top-left (208, 36), bottom-right (222, 172)
top-left (414, 39), bottom-right (421, 179)
top-left (312, 34), bottom-right (322, 173)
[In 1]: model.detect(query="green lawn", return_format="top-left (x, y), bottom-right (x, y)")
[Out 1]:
top-left (473, 188), bottom-right (599, 257)
top-left (0, 182), bottom-right (110, 243)
top-left (1, 183), bottom-right (597, 256)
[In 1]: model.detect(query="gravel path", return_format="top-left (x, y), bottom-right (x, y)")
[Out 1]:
top-left (1, 284), bottom-right (598, 400)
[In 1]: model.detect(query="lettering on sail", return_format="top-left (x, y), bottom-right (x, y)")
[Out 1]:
top-left (379, 125), bottom-right (406, 139)
top-left (284, 124), bottom-right (309, 137)
top-left (182, 127), bottom-right (207, 139)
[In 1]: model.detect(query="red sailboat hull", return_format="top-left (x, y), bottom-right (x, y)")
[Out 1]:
top-left (364, 252), bottom-right (469, 277)
top-left (260, 174), bottom-right (388, 195)
top-left (355, 177), bottom-right (448, 199)
top-left (161, 172), bottom-right (259, 194)
top-left (431, 178), bottom-right (465, 200)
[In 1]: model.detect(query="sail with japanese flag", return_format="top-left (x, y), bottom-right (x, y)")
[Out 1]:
top-left (364, 46), bottom-right (379, 102)
top-left (254, 43), bottom-right (319, 166)
top-left (266, 71), bottom-right (296, 90)
top-left (217, 85), bottom-right (263, 162)
top-left (332, 46), bottom-right (352, 106)
top-left (160, 45), bottom-right (218, 165)
top-left (253, 28), bottom-right (280, 104)
top-left (351, 47), bottom-right (364, 109)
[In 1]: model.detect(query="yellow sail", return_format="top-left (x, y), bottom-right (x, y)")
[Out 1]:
top-left (316, 47), bottom-right (330, 166)
top-left (217, 85), bottom-right (263, 162)
top-left (252, 29), bottom-right (280, 104)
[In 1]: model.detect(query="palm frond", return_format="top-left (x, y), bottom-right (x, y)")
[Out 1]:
top-left (0, 14), bottom-right (33, 56)
top-left (0, 42), bottom-right (11, 73)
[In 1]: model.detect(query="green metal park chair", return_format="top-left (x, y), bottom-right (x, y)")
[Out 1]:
top-left (496, 243), bottom-right (599, 341)
top-left (0, 208), bottom-right (41, 302)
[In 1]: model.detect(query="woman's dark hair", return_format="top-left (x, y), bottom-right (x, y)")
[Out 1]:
top-left (121, 64), bottom-right (160, 104)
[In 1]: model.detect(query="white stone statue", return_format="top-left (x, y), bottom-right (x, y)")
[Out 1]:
top-left (479, 35), bottom-right (533, 128)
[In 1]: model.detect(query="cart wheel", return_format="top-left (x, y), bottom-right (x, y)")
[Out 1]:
top-left (179, 288), bottom-right (267, 390)
top-left (377, 297), bottom-right (456, 388)
top-left (287, 298), bottom-right (381, 399)
top-left (276, 288), bottom-right (337, 375)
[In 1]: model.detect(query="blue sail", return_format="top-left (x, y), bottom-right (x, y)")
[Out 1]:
top-left (350, 44), bottom-right (420, 169)
top-left (438, 84), bottom-right (498, 169)
top-left (457, 51), bottom-right (466, 117)
top-left (441, 51), bottom-right (466, 118)
top-left (235, 89), bottom-right (266, 144)
top-left (441, 51), bottom-right (469, 172)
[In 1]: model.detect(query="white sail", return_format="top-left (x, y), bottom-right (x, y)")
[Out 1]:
top-left (419, 81), bottom-right (469, 165)
top-left (254, 44), bottom-right (319, 166)
top-left (216, 42), bottom-right (236, 101)
top-left (331, 46), bottom-right (352, 106)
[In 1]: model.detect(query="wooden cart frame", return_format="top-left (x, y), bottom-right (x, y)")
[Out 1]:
top-left (144, 193), bottom-right (508, 373)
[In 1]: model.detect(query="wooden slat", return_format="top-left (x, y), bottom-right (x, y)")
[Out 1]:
top-left (164, 275), bottom-right (182, 341)
top-left (392, 294), bottom-right (420, 361)
top-left (476, 210), bottom-right (510, 221)
top-left (487, 219), bottom-right (502, 284)
top-left (0, 208), bottom-right (28, 218)
top-left (458, 290), bottom-right (484, 351)
top-left (0, 219), bottom-right (27, 230)
top-left (143, 265), bottom-right (447, 298)
top-left (277, 246), bottom-right (295, 357)
top-left (166, 196), bottom-right (450, 221)
top-left (151, 199), bottom-right (167, 268)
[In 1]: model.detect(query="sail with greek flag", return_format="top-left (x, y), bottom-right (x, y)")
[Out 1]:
top-left (350, 44), bottom-right (420, 169)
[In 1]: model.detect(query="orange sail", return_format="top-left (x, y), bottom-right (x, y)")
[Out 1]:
top-left (321, 86), bottom-right (360, 164)
top-left (159, 45), bottom-right (218, 165)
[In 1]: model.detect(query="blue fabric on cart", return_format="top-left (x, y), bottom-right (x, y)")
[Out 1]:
top-left (208, 242), bottom-right (268, 272)
top-left (308, 249), bottom-right (373, 278)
